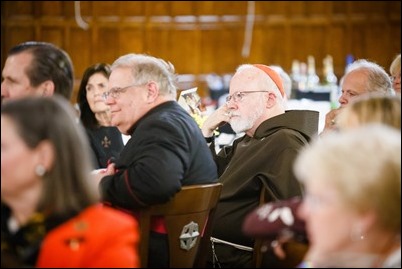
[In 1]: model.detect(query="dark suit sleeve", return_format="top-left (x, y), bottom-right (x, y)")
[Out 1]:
top-left (99, 120), bottom-right (187, 210)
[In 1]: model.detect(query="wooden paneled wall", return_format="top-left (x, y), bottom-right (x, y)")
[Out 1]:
top-left (1, 1), bottom-right (400, 102)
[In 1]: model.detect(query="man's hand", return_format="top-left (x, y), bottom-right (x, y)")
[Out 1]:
top-left (201, 104), bottom-right (232, 137)
top-left (323, 108), bottom-right (342, 133)
top-left (91, 163), bottom-right (116, 185)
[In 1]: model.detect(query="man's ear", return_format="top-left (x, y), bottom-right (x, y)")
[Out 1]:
top-left (39, 80), bottom-right (55, 97)
top-left (266, 92), bottom-right (277, 108)
top-left (146, 81), bottom-right (159, 102)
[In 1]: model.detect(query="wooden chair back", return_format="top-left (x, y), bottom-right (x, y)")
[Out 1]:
top-left (139, 183), bottom-right (222, 268)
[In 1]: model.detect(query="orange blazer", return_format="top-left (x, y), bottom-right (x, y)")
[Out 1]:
top-left (36, 204), bottom-right (140, 268)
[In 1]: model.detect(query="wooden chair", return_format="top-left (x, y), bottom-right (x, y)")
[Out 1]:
top-left (138, 183), bottom-right (222, 268)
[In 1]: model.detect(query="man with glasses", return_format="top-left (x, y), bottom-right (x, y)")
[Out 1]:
top-left (201, 64), bottom-right (318, 267)
top-left (92, 53), bottom-right (218, 268)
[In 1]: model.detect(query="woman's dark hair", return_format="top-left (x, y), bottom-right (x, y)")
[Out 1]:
top-left (1, 96), bottom-right (99, 214)
top-left (77, 63), bottom-right (111, 129)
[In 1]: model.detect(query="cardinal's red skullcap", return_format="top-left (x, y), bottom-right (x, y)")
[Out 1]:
top-left (254, 64), bottom-right (285, 97)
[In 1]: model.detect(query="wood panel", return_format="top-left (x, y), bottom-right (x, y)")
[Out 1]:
top-left (1, 1), bottom-right (400, 102)
top-left (40, 1), bottom-right (63, 16)
top-left (365, 23), bottom-right (391, 63)
top-left (92, 27), bottom-right (119, 64)
top-left (199, 29), bottom-right (218, 74)
top-left (4, 26), bottom-right (36, 48)
top-left (69, 28), bottom-right (91, 78)
top-left (253, 24), bottom-right (289, 66)
top-left (41, 27), bottom-right (64, 47)
top-left (120, 27), bottom-right (145, 56)
top-left (167, 29), bottom-right (199, 74)
top-left (3, 1), bottom-right (35, 17)
top-left (328, 24), bottom-right (348, 75)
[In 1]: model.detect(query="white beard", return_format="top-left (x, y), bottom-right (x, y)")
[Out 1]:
top-left (230, 103), bottom-right (265, 134)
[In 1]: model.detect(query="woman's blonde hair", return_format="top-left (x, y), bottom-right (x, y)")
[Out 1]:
top-left (295, 124), bottom-right (401, 233)
top-left (337, 93), bottom-right (401, 130)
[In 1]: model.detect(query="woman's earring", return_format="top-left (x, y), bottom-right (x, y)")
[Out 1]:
top-left (35, 164), bottom-right (46, 177)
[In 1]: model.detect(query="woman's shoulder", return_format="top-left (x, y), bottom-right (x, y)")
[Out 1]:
top-left (45, 204), bottom-right (138, 238)
top-left (76, 204), bottom-right (137, 227)
top-left (37, 204), bottom-right (139, 267)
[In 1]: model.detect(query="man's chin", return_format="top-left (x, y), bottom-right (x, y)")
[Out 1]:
top-left (230, 124), bottom-right (247, 134)
top-left (116, 125), bottom-right (126, 134)
top-left (110, 119), bottom-right (119, 128)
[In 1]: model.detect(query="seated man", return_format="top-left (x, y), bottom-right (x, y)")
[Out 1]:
top-left (201, 64), bottom-right (318, 267)
top-left (93, 53), bottom-right (218, 267)
top-left (323, 59), bottom-right (393, 133)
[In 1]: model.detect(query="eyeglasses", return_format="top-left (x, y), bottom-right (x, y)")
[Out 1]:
top-left (102, 83), bottom-right (144, 101)
top-left (226, 91), bottom-right (269, 103)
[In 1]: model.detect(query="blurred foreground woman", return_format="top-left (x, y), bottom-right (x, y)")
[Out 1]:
top-left (1, 96), bottom-right (139, 268)
top-left (295, 124), bottom-right (401, 268)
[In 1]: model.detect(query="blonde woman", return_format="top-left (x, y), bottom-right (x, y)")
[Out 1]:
top-left (295, 125), bottom-right (401, 267)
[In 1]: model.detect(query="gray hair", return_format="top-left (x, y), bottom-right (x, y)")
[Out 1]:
top-left (344, 59), bottom-right (393, 95)
top-left (111, 53), bottom-right (178, 98)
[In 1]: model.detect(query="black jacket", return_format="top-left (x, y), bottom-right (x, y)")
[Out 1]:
top-left (86, 126), bottom-right (124, 169)
top-left (99, 101), bottom-right (218, 210)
